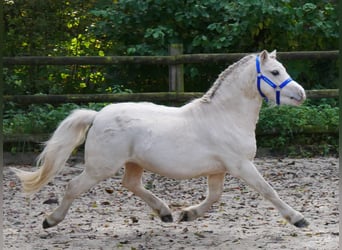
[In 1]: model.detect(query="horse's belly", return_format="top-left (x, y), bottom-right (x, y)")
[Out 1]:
top-left (145, 163), bottom-right (226, 179)
top-left (132, 140), bottom-right (226, 179)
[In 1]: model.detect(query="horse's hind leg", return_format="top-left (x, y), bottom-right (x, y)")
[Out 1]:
top-left (179, 173), bottom-right (225, 222)
top-left (232, 160), bottom-right (308, 228)
top-left (43, 169), bottom-right (102, 229)
top-left (122, 163), bottom-right (173, 222)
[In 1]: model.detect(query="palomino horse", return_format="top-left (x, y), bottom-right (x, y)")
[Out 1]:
top-left (12, 50), bottom-right (309, 229)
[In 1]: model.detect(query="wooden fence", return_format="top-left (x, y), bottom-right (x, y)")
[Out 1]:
top-left (3, 49), bottom-right (339, 104)
top-left (3, 49), bottom-right (339, 143)
top-left (3, 50), bottom-right (338, 65)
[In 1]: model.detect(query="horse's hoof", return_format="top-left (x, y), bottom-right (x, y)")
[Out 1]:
top-left (42, 219), bottom-right (52, 229)
top-left (178, 211), bottom-right (190, 222)
top-left (179, 209), bottom-right (198, 222)
top-left (161, 214), bottom-right (173, 223)
top-left (294, 218), bottom-right (309, 228)
top-left (178, 210), bottom-right (199, 222)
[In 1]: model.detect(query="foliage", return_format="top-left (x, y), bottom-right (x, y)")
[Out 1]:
top-left (91, 0), bottom-right (338, 54)
top-left (4, 0), bottom-right (112, 95)
top-left (3, 0), bottom-right (339, 95)
top-left (3, 103), bottom-right (103, 135)
top-left (89, 0), bottom-right (338, 92)
top-left (256, 100), bottom-right (338, 156)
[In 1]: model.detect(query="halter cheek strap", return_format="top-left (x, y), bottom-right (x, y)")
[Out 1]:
top-left (256, 56), bottom-right (292, 105)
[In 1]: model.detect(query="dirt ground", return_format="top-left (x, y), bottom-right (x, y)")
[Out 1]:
top-left (3, 157), bottom-right (339, 250)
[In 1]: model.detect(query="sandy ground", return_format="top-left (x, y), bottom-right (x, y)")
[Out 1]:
top-left (3, 157), bottom-right (339, 250)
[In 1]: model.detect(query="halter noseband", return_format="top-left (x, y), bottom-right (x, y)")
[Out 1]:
top-left (256, 55), bottom-right (292, 105)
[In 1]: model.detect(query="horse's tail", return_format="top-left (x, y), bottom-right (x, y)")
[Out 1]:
top-left (11, 109), bottom-right (98, 195)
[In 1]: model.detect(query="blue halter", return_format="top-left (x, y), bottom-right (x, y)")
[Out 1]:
top-left (256, 55), bottom-right (292, 105)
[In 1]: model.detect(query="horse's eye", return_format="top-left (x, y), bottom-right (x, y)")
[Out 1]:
top-left (271, 70), bottom-right (279, 76)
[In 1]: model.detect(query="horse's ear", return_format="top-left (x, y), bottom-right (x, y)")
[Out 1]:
top-left (259, 50), bottom-right (269, 63)
top-left (270, 50), bottom-right (277, 58)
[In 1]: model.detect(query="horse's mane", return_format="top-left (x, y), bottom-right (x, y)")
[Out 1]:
top-left (200, 54), bottom-right (254, 103)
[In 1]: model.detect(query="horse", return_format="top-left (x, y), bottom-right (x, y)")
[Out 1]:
top-left (11, 50), bottom-right (309, 230)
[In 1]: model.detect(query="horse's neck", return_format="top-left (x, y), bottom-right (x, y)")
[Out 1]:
top-left (188, 63), bottom-right (262, 132)
top-left (207, 94), bottom-right (261, 132)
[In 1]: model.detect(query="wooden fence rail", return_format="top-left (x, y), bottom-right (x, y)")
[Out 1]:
top-left (3, 50), bottom-right (338, 65)
top-left (3, 49), bottom-right (339, 104)
top-left (4, 89), bottom-right (339, 105)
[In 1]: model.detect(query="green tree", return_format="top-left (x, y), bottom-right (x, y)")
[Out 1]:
top-left (91, 0), bottom-right (338, 54)
top-left (4, 0), bottom-right (110, 95)
top-left (90, 0), bottom-right (338, 92)
top-left (4, 0), bottom-right (339, 94)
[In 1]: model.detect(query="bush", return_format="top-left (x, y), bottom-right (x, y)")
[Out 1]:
top-left (256, 100), bottom-right (338, 156)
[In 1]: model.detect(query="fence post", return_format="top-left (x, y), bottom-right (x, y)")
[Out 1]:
top-left (169, 44), bottom-right (184, 93)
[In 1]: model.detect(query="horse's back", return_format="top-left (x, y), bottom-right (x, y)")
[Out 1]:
top-left (93, 102), bottom-right (184, 132)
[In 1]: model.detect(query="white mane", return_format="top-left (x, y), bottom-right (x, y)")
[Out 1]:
top-left (200, 55), bottom-right (255, 103)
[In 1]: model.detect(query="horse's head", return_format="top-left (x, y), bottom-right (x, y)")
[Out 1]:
top-left (256, 50), bottom-right (306, 106)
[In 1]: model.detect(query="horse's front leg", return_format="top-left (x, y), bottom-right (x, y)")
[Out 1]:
top-left (122, 162), bottom-right (173, 222)
top-left (179, 173), bottom-right (225, 222)
top-left (232, 160), bottom-right (309, 228)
